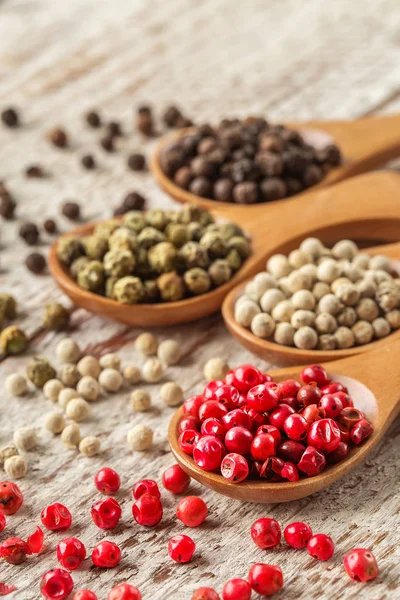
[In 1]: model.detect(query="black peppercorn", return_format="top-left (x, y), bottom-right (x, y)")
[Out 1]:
top-left (136, 106), bottom-right (153, 136)
top-left (1, 107), bottom-right (19, 128)
top-left (100, 135), bottom-right (115, 152)
top-left (85, 110), bottom-right (102, 128)
top-left (303, 164), bottom-right (324, 187)
top-left (43, 218), bottom-right (58, 234)
top-left (233, 182), bottom-right (258, 204)
top-left (175, 116), bottom-right (193, 129)
top-left (285, 177), bottom-right (303, 196)
top-left (316, 144), bottom-right (342, 166)
top-left (25, 165), bottom-right (45, 178)
top-left (255, 152), bottom-right (283, 177)
top-left (214, 178), bottom-right (234, 202)
top-left (19, 222), bottom-right (40, 245)
top-left (127, 153), bottom-right (146, 171)
top-left (159, 147), bottom-right (185, 176)
top-left (283, 149), bottom-right (309, 176)
top-left (47, 127), bottom-right (68, 148)
top-left (174, 167), bottom-right (193, 189)
top-left (163, 106), bottom-right (182, 128)
top-left (81, 155), bottom-right (96, 170)
top-left (191, 156), bottom-right (216, 178)
top-left (107, 121), bottom-right (122, 137)
top-left (113, 191), bottom-right (146, 216)
top-left (61, 201), bottom-right (81, 221)
top-left (189, 177), bottom-right (212, 198)
top-left (260, 178), bottom-right (287, 202)
top-left (198, 137), bottom-right (217, 155)
top-left (0, 196), bottom-right (16, 220)
top-left (25, 252), bottom-right (46, 274)
top-left (259, 135), bottom-right (284, 153)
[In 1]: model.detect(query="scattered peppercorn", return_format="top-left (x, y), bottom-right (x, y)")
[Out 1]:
top-left (25, 252), bottom-right (47, 274)
top-left (62, 201), bottom-right (81, 221)
top-left (1, 107), bottom-right (19, 128)
top-left (19, 222), bottom-right (39, 245)
top-left (42, 302), bottom-right (70, 330)
top-left (136, 105), bottom-right (153, 136)
top-left (81, 154), bottom-right (96, 170)
top-left (100, 135), bottom-right (115, 152)
top-left (113, 191), bottom-right (146, 216)
top-left (43, 218), bottom-right (58, 234)
top-left (85, 110), bottom-right (102, 128)
top-left (47, 127), bottom-right (69, 148)
top-left (0, 195), bottom-right (16, 219)
top-left (127, 153), bottom-right (146, 171)
top-left (106, 121), bottom-right (122, 137)
top-left (25, 164), bottom-right (46, 178)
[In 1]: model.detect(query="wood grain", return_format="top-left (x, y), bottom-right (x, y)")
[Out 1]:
top-left (1, 1), bottom-right (400, 598)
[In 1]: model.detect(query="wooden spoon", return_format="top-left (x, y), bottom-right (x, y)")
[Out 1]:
top-left (222, 241), bottom-right (400, 366)
top-left (151, 114), bottom-right (400, 211)
top-left (49, 171), bottom-right (400, 327)
top-left (168, 340), bottom-right (400, 503)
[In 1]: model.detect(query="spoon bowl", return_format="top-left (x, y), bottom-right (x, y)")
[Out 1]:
top-left (168, 341), bottom-right (400, 503)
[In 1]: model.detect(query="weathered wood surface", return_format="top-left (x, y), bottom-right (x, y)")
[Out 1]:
top-left (1, 0), bottom-right (400, 598)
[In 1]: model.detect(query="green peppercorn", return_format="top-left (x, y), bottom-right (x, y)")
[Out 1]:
top-left (113, 276), bottom-right (145, 304)
top-left (200, 231), bottom-right (228, 259)
top-left (144, 280), bottom-right (160, 302)
top-left (70, 256), bottom-right (91, 280)
top-left (148, 242), bottom-right (179, 273)
top-left (157, 272), bottom-right (186, 302)
top-left (84, 235), bottom-right (109, 260)
top-left (187, 221), bottom-right (205, 241)
top-left (77, 260), bottom-right (105, 291)
top-left (26, 356), bottom-right (56, 387)
top-left (137, 226), bottom-right (165, 249)
top-left (94, 219), bottom-right (120, 239)
top-left (209, 259), bottom-right (232, 286)
top-left (0, 326), bottom-right (28, 355)
top-left (146, 209), bottom-right (170, 231)
top-left (184, 268), bottom-right (212, 295)
top-left (228, 235), bottom-right (251, 258)
top-left (0, 293), bottom-right (17, 321)
top-left (105, 276), bottom-right (118, 298)
top-left (179, 204), bottom-right (214, 226)
top-left (179, 241), bottom-right (210, 269)
top-left (165, 223), bottom-right (190, 248)
top-left (57, 236), bottom-right (85, 266)
top-left (123, 211), bottom-right (147, 233)
top-left (43, 302), bottom-right (70, 330)
top-left (226, 248), bottom-right (242, 271)
top-left (104, 249), bottom-right (136, 277)
top-left (108, 227), bottom-right (137, 252)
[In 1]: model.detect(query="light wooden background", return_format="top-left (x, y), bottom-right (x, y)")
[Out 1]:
top-left (1, 1), bottom-right (400, 598)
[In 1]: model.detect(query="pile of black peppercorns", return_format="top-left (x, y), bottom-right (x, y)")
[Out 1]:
top-left (160, 117), bottom-right (342, 204)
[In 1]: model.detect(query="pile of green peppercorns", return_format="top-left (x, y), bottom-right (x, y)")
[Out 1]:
top-left (57, 204), bottom-right (251, 303)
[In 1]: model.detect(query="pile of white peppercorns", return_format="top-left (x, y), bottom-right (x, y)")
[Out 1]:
top-left (2, 333), bottom-right (184, 478)
top-left (235, 237), bottom-right (400, 350)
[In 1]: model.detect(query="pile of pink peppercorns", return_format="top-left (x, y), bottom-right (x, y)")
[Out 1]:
top-left (177, 363), bottom-right (374, 482)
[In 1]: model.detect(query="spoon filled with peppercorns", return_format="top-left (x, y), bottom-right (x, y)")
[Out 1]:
top-left (168, 350), bottom-right (400, 503)
top-left (152, 113), bottom-right (400, 210)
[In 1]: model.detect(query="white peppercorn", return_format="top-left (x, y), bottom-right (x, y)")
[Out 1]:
top-left (66, 398), bottom-right (89, 421)
top-left (372, 317), bottom-right (391, 338)
top-left (77, 356), bottom-right (101, 379)
top-left (352, 253), bottom-right (370, 270)
top-left (332, 239), bottom-right (358, 261)
top-left (374, 269), bottom-right (392, 284)
top-left (334, 283), bottom-right (360, 306)
top-left (352, 320), bottom-right (374, 345)
top-left (61, 423), bottom-right (81, 448)
top-left (56, 337), bottom-right (81, 363)
top-left (369, 254), bottom-right (391, 272)
top-left (334, 326), bottom-right (355, 349)
top-left (130, 389), bottom-right (152, 412)
top-left (288, 249), bottom-right (312, 269)
top-left (273, 322), bottom-right (295, 346)
top-left (0, 445), bottom-right (18, 464)
top-left (315, 312), bottom-right (337, 334)
top-left (58, 387), bottom-right (79, 408)
top-left (99, 353), bottom-right (121, 370)
top-left (4, 455), bottom-right (28, 479)
top-left (287, 270), bottom-right (313, 293)
top-left (76, 376), bottom-right (100, 401)
top-left (13, 428), bottom-right (37, 452)
top-left (251, 313), bottom-right (276, 338)
top-left (317, 259), bottom-right (341, 283)
top-left (356, 278), bottom-right (376, 298)
top-left (313, 281), bottom-right (330, 301)
top-left (299, 264), bottom-right (318, 282)
top-left (343, 264), bottom-right (364, 283)
top-left (5, 374), bottom-right (28, 397)
top-left (337, 307), bottom-right (357, 327)
top-left (291, 310), bottom-right (315, 330)
top-left (318, 294), bottom-right (343, 315)
top-left (44, 411), bottom-right (65, 434)
top-left (318, 334), bottom-right (336, 350)
top-left (376, 284), bottom-right (400, 312)
top-left (123, 366), bottom-right (142, 384)
top-left (331, 277), bottom-right (351, 294)
top-left (266, 254), bottom-right (291, 279)
top-left (203, 358), bottom-right (229, 382)
top-left (299, 237), bottom-right (324, 260)
top-left (135, 332), bottom-right (158, 356)
top-left (253, 272), bottom-right (278, 288)
top-left (291, 289), bottom-right (316, 311)
top-left (356, 298), bottom-right (379, 322)
top-left (157, 339), bottom-right (181, 365)
top-left (127, 424), bottom-right (153, 451)
top-left (43, 379), bottom-right (64, 401)
top-left (278, 276), bottom-right (291, 296)
top-left (293, 326), bottom-right (318, 349)
top-left (160, 381), bottom-right (184, 407)
top-left (142, 358), bottom-right (164, 383)
top-left (244, 278), bottom-right (273, 303)
top-left (79, 436), bottom-right (101, 457)
top-left (234, 299), bottom-right (261, 327)
top-left (260, 289), bottom-right (285, 313)
top-left (59, 364), bottom-right (81, 387)
top-left (318, 255), bottom-right (334, 266)
top-left (272, 300), bottom-right (295, 323)
top-left (386, 309), bottom-right (400, 329)
top-left (99, 368), bottom-right (123, 392)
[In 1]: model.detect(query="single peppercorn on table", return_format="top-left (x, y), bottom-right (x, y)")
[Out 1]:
top-left (1, 1), bottom-right (400, 599)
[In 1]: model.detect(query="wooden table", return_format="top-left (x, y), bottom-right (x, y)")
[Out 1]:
top-left (1, 1), bottom-right (400, 598)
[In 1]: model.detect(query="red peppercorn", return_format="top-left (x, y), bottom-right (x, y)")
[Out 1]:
top-left (108, 583), bottom-right (142, 599)
top-left (256, 424), bottom-right (281, 446)
top-left (225, 426), bottom-right (253, 455)
top-left (41, 503), bottom-right (72, 531)
top-left (278, 379), bottom-right (301, 399)
top-left (73, 591), bottom-right (98, 600)
top-left (343, 548), bottom-right (379, 582)
top-left (168, 534), bottom-right (196, 563)
top-left (132, 479), bottom-right (160, 500)
top-left (132, 493), bottom-right (163, 527)
top-left (248, 563), bottom-right (283, 596)
top-left (297, 383), bottom-right (322, 407)
top-left (246, 383), bottom-right (279, 413)
top-left (92, 540), bottom-right (121, 568)
top-left (176, 496), bottom-right (208, 527)
top-left (213, 384), bottom-right (240, 409)
top-left (179, 429), bottom-right (201, 455)
top-left (251, 433), bottom-right (276, 462)
top-left (183, 395), bottom-right (205, 417)
top-left (283, 414), bottom-right (309, 441)
top-left (243, 407), bottom-right (268, 431)
top-left (222, 409), bottom-right (252, 431)
top-left (191, 588), bottom-right (220, 600)
top-left (0, 481), bottom-right (24, 515)
top-left (319, 394), bottom-right (343, 418)
top-left (91, 497), bottom-right (122, 530)
top-left (203, 380), bottom-right (225, 399)
top-left (0, 537), bottom-right (32, 564)
top-left (222, 578), bottom-right (252, 600)
top-left (320, 382), bottom-right (347, 395)
top-left (199, 400), bottom-right (228, 421)
top-left (326, 441), bottom-right (349, 464)
top-left (308, 418), bottom-right (341, 453)
top-left (57, 538), bottom-right (86, 570)
top-left (334, 391), bottom-right (353, 408)
top-left (338, 407), bottom-right (365, 430)
top-left (94, 467), bottom-right (120, 495)
top-left (227, 364), bottom-right (266, 393)
top-left (221, 453), bottom-right (249, 483)
top-left (268, 404), bottom-right (295, 430)
top-left (337, 422), bottom-right (350, 443)
top-left (162, 464), bottom-right (191, 494)
top-left (297, 446), bottom-right (326, 477)
top-left (350, 419), bottom-right (373, 445)
top-left (280, 396), bottom-right (298, 411)
top-left (277, 440), bottom-right (305, 464)
top-left (179, 416), bottom-right (200, 433)
top-left (284, 522), bottom-right (312, 549)
top-left (281, 462), bottom-right (299, 481)
top-left (40, 568), bottom-right (74, 599)
top-left (201, 417), bottom-right (226, 440)
top-left (193, 435), bottom-right (225, 471)
top-left (300, 404), bottom-right (325, 424)
top-left (251, 517), bottom-right (281, 549)
top-left (27, 526), bottom-right (44, 554)
top-left (259, 456), bottom-right (284, 481)
top-left (307, 533), bottom-right (334, 560)
top-left (301, 364), bottom-right (329, 387)
top-left (0, 511), bottom-right (6, 533)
